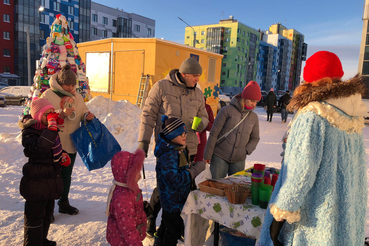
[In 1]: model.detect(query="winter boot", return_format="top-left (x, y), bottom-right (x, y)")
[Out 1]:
top-left (146, 218), bottom-right (156, 238)
top-left (43, 238), bottom-right (57, 246)
top-left (58, 200), bottom-right (79, 215)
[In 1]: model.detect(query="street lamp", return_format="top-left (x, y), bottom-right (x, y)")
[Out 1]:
top-left (178, 17), bottom-right (196, 48)
top-left (27, 6), bottom-right (45, 86)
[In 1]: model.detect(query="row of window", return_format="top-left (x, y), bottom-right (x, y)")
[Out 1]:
top-left (92, 27), bottom-right (152, 37)
top-left (40, 1), bottom-right (75, 15)
top-left (92, 14), bottom-right (111, 26)
top-left (40, 14), bottom-right (75, 30)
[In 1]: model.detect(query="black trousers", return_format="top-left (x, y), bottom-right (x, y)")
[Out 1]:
top-left (148, 154), bottom-right (196, 224)
top-left (60, 153), bottom-right (77, 202)
top-left (157, 211), bottom-right (184, 246)
top-left (24, 199), bottom-right (54, 246)
top-left (267, 113), bottom-right (274, 121)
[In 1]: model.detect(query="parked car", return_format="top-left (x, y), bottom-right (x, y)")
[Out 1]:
top-left (217, 89), bottom-right (231, 113)
top-left (0, 82), bottom-right (9, 89)
top-left (0, 86), bottom-right (31, 106)
top-left (0, 94), bottom-right (6, 107)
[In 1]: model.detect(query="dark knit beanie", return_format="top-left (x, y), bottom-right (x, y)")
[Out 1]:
top-left (179, 58), bottom-right (202, 75)
top-left (56, 64), bottom-right (77, 86)
top-left (303, 51), bottom-right (344, 83)
top-left (241, 81), bottom-right (261, 101)
top-left (161, 115), bottom-right (187, 140)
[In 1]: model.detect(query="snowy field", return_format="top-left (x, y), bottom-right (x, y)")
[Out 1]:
top-left (1, 96), bottom-right (368, 246)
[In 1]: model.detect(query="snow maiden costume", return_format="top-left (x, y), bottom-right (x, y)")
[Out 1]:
top-left (258, 51), bottom-right (367, 246)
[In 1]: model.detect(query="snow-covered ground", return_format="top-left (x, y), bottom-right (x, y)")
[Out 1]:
top-left (0, 96), bottom-right (368, 246)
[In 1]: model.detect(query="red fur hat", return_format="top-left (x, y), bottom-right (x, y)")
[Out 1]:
top-left (303, 51), bottom-right (344, 83)
top-left (110, 149), bottom-right (145, 193)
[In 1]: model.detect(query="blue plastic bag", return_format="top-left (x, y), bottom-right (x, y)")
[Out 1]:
top-left (70, 117), bottom-right (121, 171)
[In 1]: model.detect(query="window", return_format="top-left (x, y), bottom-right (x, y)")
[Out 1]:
top-left (40, 14), bottom-right (45, 23)
top-left (92, 27), bottom-right (97, 36)
top-left (246, 41), bottom-right (248, 45)
top-left (247, 32), bottom-right (250, 37)
top-left (4, 0), bottom-right (10, 4)
top-left (238, 29), bottom-right (241, 34)
top-left (225, 37), bottom-right (229, 42)
top-left (40, 0), bottom-right (45, 6)
top-left (3, 66), bottom-right (10, 73)
top-left (237, 46), bottom-right (240, 51)
top-left (69, 20), bottom-right (74, 30)
top-left (225, 29), bottom-right (230, 34)
top-left (103, 17), bottom-right (108, 25)
top-left (135, 25), bottom-right (140, 32)
top-left (201, 31), bottom-right (205, 35)
top-left (113, 19), bottom-right (117, 27)
top-left (222, 63), bottom-right (226, 67)
top-left (40, 29), bottom-right (45, 39)
top-left (222, 72), bottom-right (226, 76)
top-left (92, 14), bottom-right (98, 22)
top-left (54, 2), bottom-right (60, 11)
top-left (235, 80), bottom-right (237, 85)
top-left (186, 36), bottom-right (190, 39)
top-left (221, 80), bottom-right (225, 85)
top-left (201, 39), bottom-right (204, 43)
top-left (235, 72), bottom-right (238, 76)
top-left (3, 14), bottom-right (10, 22)
top-left (68, 6), bottom-right (74, 15)
top-left (237, 37), bottom-right (240, 42)
top-left (243, 31), bottom-right (245, 35)
top-left (223, 55), bottom-right (227, 59)
top-left (3, 48), bottom-right (10, 56)
top-left (103, 30), bottom-right (107, 38)
top-left (3, 31), bottom-right (10, 40)
top-left (147, 28), bottom-right (152, 36)
top-left (224, 46), bottom-right (228, 51)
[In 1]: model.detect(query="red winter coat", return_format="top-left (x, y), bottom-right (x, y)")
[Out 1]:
top-left (106, 150), bottom-right (147, 246)
top-left (194, 103), bottom-right (214, 162)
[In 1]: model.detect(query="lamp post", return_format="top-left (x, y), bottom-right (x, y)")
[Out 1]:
top-left (27, 6), bottom-right (45, 86)
top-left (178, 17), bottom-right (196, 48)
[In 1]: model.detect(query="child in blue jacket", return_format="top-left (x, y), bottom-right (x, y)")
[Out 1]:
top-left (154, 115), bottom-right (205, 246)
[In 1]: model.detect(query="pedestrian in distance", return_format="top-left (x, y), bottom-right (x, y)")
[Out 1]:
top-left (106, 149), bottom-right (147, 246)
top-left (204, 81), bottom-right (261, 180)
top-left (264, 88), bottom-right (277, 122)
top-left (19, 98), bottom-right (71, 246)
top-left (258, 51), bottom-right (368, 246)
top-left (42, 64), bottom-right (95, 216)
top-left (137, 57), bottom-right (209, 237)
top-left (153, 116), bottom-right (205, 246)
top-left (278, 91), bottom-right (291, 123)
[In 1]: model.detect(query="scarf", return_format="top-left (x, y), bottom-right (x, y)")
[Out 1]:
top-left (105, 179), bottom-right (129, 216)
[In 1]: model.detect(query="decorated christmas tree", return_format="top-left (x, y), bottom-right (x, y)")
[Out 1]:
top-left (24, 14), bottom-right (91, 115)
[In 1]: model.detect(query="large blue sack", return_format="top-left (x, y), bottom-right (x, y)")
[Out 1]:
top-left (70, 117), bottom-right (121, 171)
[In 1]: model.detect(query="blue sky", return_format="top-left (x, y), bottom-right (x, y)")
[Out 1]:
top-left (94, 0), bottom-right (364, 80)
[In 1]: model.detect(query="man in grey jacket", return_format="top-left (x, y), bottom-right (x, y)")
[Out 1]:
top-left (137, 57), bottom-right (209, 237)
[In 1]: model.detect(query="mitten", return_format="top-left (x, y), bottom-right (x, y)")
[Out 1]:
top-left (57, 116), bottom-right (64, 125)
top-left (137, 141), bottom-right (149, 157)
top-left (270, 218), bottom-right (285, 246)
top-left (60, 152), bottom-right (71, 167)
top-left (186, 161), bottom-right (206, 179)
top-left (47, 112), bottom-right (59, 131)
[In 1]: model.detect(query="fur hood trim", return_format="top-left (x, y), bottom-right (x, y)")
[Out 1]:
top-left (288, 75), bottom-right (366, 111)
top-left (297, 101), bottom-right (365, 134)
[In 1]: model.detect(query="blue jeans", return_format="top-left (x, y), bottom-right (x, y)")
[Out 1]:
top-left (281, 108), bottom-right (288, 122)
top-left (210, 155), bottom-right (245, 180)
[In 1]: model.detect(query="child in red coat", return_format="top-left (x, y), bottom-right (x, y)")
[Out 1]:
top-left (106, 149), bottom-right (147, 246)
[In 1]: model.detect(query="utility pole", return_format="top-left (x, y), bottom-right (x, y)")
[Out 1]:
top-left (178, 17), bottom-right (196, 48)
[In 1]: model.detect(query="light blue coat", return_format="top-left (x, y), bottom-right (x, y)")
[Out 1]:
top-left (258, 98), bottom-right (367, 246)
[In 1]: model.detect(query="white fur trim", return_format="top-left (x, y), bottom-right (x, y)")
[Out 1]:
top-left (298, 102), bottom-right (365, 134)
top-left (269, 203), bottom-right (301, 224)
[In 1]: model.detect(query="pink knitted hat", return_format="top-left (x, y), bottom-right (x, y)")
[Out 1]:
top-left (30, 98), bottom-right (54, 122)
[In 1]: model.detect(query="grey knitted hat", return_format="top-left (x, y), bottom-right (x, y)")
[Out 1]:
top-left (56, 64), bottom-right (77, 86)
top-left (179, 58), bottom-right (202, 75)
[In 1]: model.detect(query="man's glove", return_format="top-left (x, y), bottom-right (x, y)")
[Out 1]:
top-left (137, 141), bottom-right (149, 157)
top-left (47, 112), bottom-right (59, 131)
top-left (60, 152), bottom-right (71, 167)
top-left (270, 218), bottom-right (285, 246)
top-left (186, 161), bottom-right (206, 179)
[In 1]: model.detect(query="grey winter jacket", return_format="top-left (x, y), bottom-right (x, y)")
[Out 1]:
top-left (138, 69), bottom-right (209, 155)
top-left (204, 96), bottom-right (260, 162)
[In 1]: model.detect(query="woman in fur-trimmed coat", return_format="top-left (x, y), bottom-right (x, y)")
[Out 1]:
top-left (258, 51), bottom-right (367, 246)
